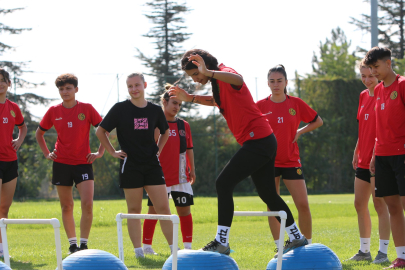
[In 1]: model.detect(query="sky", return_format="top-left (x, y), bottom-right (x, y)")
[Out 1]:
top-left (2, 0), bottom-right (371, 119)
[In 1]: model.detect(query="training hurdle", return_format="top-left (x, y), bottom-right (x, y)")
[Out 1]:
top-left (0, 218), bottom-right (63, 270)
top-left (116, 213), bottom-right (180, 270)
top-left (234, 211), bottom-right (287, 270)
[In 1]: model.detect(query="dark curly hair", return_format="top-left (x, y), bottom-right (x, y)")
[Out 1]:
top-left (0, 68), bottom-right (11, 84)
top-left (181, 49), bottom-right (223, 114)
top-left (268, 64), bottom-right (287, 94)
top-left (364, 47), bottom-right (391, 66)
top-left (55, 73), bottom-right (78, 88)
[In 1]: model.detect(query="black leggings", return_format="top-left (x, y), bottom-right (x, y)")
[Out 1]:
top-left (216, 133), bottom-right (295, 227)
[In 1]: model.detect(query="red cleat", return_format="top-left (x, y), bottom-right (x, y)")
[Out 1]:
top-left (384, 258), bottom-right (405, 269)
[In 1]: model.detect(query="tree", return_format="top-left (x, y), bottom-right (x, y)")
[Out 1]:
top-left (311, 27), bottom-right (359, 79)
top-left (136, 0), bottom-right (196, 109)
top-left (350, 0), bottom-right (405, 59)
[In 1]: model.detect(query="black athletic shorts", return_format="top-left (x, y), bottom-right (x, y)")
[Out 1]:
top-left (355, 167), bottom-right (374, 183)
top-left (52, 162), bottom-right (94, 187)
top-left (0, 160), bottom-right (18, 184)
top-left (274, 167), bottom-right (305, 180)
top-left (375, 154), bottom-right (405, 197)
top-left (147, 191), bottom-right (194, 207)
top-left (119, 157), bottom-right (165, 189)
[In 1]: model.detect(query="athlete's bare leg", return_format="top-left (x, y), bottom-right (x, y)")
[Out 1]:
top-left (176, 206), bottom-right (191, 216)
top-left (123, 188), bottom-right (144, 248)
top-left (370, 176), bottom-right (390, 240)
top-left (384, 195), bottom-right (405, 247)
top-left (76, 180), bottom-right (94, 239)
top-left (354, 178), bottom-right (372, 239)
top-left (56, 185), bottom-right (76, 238)
top-left (0, 178), bottom-right (17, 243)
top-left (268, 176), bottom-right (281, 240)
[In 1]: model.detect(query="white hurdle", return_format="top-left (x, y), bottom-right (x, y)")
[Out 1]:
top-left (116, 213), bottom-right (180, 270)
top-left (234, 211), bottom-right (287, 270)
top-left (0, 218), bottom-right (63, 270)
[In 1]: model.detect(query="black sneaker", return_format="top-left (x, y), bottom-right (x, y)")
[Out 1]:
top-left (68, 244), bottom-right (79, 254)
top-left (79, 243), bottom-right (88, 250)
top-left (200, 239), bottom-right (230, 255)
top-left (274, 237), bottom-right (308, 258)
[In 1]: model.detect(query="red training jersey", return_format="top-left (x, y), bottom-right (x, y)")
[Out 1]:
top-left (374, 75), bottom-right (405, 156)
top-left (256, 95), bottom-right (317, 167)
top-left (0, 99), bottom-right (24, 161)
top-left (356, 89), bottom-right (376, 169)
top-left (217, 64), bottom-right (272, 145)
top-left (39, 101), bottom-right (102, 165)
top-left (159, 120), bottom-right (193, 187)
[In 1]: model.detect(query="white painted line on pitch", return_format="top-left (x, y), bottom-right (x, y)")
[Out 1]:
top-left (0, 218), bottom-right (63, 270)
top-left (234, 211), bottom-right (286, 270)
top-left (116, 213), bottom-right (180, 270)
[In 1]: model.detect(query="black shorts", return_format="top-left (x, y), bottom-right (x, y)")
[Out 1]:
top-left (375, 155), bottom-right (405, 197)
top-left (119, 158), bottom-right (165, 189)
top-left (52, 162), bottom-right (94, 187)
top-left (147, 191), bottom-right (194, 207)
top-left (274, 167), bottom-right (305, 180)
top-left (355, 167), bottom-right (374, 183)
top-left (0, 160), bottom-right (18, 184)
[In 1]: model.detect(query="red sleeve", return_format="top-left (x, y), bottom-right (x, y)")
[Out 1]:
top-left (357, 92), bottom-right (363, 122)
top-left (88, 104), bottom-right (102, 127)
top-left (185, 121), bottom-right (193, 149)
top-left (297, 98), bottom-right (318, 123)
top-left (39, 107), bottom-right (54, 131)
top-left (13, 104), bottom-right (24, 126)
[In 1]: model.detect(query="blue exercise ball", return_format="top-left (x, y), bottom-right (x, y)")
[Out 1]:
top-left (0, 261), bottom-right (11, 270)
top-left (163, 250), bottom-right (239, 270)
top-left (56, 249), bottom-right (128, 270)
top-left (267, 243), bottom-right (342, 270)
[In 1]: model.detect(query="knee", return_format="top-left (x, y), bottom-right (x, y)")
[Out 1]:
top-left (373, 197), bottom-right (387, 214)
top-left (386, 201), bottom-right (403, 214)
top-left (127, 206), bottom-right (142, 214)
top-left (354, 198), bottom-right (367, 212)
top-left (61, 202), bottom-right (74, 213)
top-left (153, 204), bottom-right (171, 215)
top-left (0, 204), bottom-right (11, 217)
top-left (176, 207), bottom-right (191, 216)
top-left (296, 202), bottom-right (311, 214)
top-left (81, 200), bottom-right (93, 213)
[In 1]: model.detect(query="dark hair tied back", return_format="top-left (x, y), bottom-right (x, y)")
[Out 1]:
top-left (268, 64), bottom-right (287, 94)
top-left (181, 49), bottom-right (223, 114)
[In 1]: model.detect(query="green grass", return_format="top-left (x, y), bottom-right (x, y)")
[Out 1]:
top-left (3, 194), bottom-right (396, 269)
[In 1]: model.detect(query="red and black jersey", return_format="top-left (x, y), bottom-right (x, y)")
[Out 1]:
top-left (0, 99), bottom-right (24, 161)
top-left (256, 95), bottom-right (318, 167)
top-left (356, 89), bottom-right (376, 169)
top-left (217, 64), bottom-right (273, 145)
top-left (159, 119), bottom-right (193, 187)
top-left (374, 75), bottom-right (405, 156)
top-left (39, 101), bottom-right (102, 165)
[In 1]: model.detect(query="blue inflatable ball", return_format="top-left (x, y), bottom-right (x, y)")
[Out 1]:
top-left (56, 249), bottom-right (128, 270)
top-left (163, 250), bottom-right (239, 270)
top-left (0, 261), bottom-right (11, 270)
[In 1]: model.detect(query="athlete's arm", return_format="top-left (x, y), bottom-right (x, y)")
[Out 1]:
top-left (156, 128), bottom-right (170, 156)
top-left (86, 134), bottom-right (108, 163)
top-left (186, 149), bottom-right (196, 185)
top-left (95, 126), bottom-right (126, 160)
top-left (35, 127), bottom-right (57, 161)
top-left (370, 142), bottom-right (376, 174)
top-left (352, 138), bottom-right (359, 170)
top-left (292, 116), bottom-right (323, 143)
top-left (12, 123), bottom-right (27, 152)
top-left (154, 127), bottom-right (160, 142)
top-left (168, 86), bottom-right (216, 107)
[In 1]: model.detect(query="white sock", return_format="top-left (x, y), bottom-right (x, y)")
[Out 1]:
top-left (68, 237), bottom-right (77, 247)
top-left (215, 225), bottom-right (230, 246)
top-left (286, 223), bottom-right (303, 241)
top-left (183, 242), bottom-right (192, 249)
top-left (360, 238), bottom-right (371, 253)
top-left (143, 244), bottom-right (152, 250)
top-left (307, 239), bottom-right (312, 244)
top-left (379, 239), bottom-right (389, 254)
top-left (80, 238), bottom-right (88, 245)
top-left (135, 247), bottom-right (144, 258)
top-left (396, 246), bottom-right (405, 260)
top-left (274, 240), bottom-right (279, 247)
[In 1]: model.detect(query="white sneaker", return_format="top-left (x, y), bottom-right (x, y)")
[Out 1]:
top-left (135, 248), bottom-right (145, 258)
top-left (143, 246), bottom-right (158, 255)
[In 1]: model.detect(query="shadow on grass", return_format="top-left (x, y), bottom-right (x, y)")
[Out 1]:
top-left (126, 255), bottom-right (167, 269)
top-left (7, 258), bottom-right (46, 270)
top-left (342, 260), bottom-right (391, 269)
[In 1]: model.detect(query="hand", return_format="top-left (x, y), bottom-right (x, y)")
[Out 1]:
top-left (369, 156), bottom-right (376, 174)
top-left (11, 138), bottom-right (23, 152)
top-left (188, 54), bottom-right (209, 76)
top-left (86, 152), bottom-right (102, 163)
top-left (168, 85), bottom-right (190, 102)
top-left (352, 153), bottom-right (358, 170)
top-left (46, 149), bottom-right (58, 161)
top-left (112, 150), bottom-right (127, 160)
top-left (189, 170), bottom-right (196, 185)
top-left (292, 131), bottom-right (301, 143)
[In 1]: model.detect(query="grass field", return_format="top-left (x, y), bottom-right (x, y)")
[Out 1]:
top-left (2, 194), bottom-right (396, 269)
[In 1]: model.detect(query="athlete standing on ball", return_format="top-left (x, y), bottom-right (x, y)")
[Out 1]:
top-left (36, 73), bottom-right (104, 254)
top-left (142, 83), bottom-right (195, 255)
top-left (348, 60), bottom-right (390, 264)
top-left (256, 64), bottom-right (323, 252)
top-left (0, 68), bottom-right (27, 258)
top-left (168, 49), bottom-right (307, 255)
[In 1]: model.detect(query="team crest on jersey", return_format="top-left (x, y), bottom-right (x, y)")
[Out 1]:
top-left (297, 168), bottom-right (302, 175)
top-left (390, 91), bottom-right (398, 100)
top-left (78, 113), bottom-right (85, 120)
top-left (10, 110), bottom-right (15, 117)
top-left (179, 130), bottom-right (186, 136)
top-left (289, 108), bottom-right (296, 116)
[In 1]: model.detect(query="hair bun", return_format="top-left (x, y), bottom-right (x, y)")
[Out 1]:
top-left (165, 83), bottom-right (173, 90)
top-left (277, 64), bottom-right (285, 70)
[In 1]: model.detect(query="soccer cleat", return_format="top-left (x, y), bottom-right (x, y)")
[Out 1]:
top-left (384, 258), bottom-right (405, 269)
top-left (143, 246), bottom-right (158, 255)
top-left (68, 244), bottom-right (79, 254)
top-left (373, 251), bottom-right (390, 264)
top-left (348, 250), bottom-right (372, 261)
top-left (274, 237), bottom-right (308, 258)
top-left (135, 248), bottom-right (145, 258)
top-left (200, 239), bottom-right (230, 255)
top-left (79, 243), bottom-right (88, 250)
